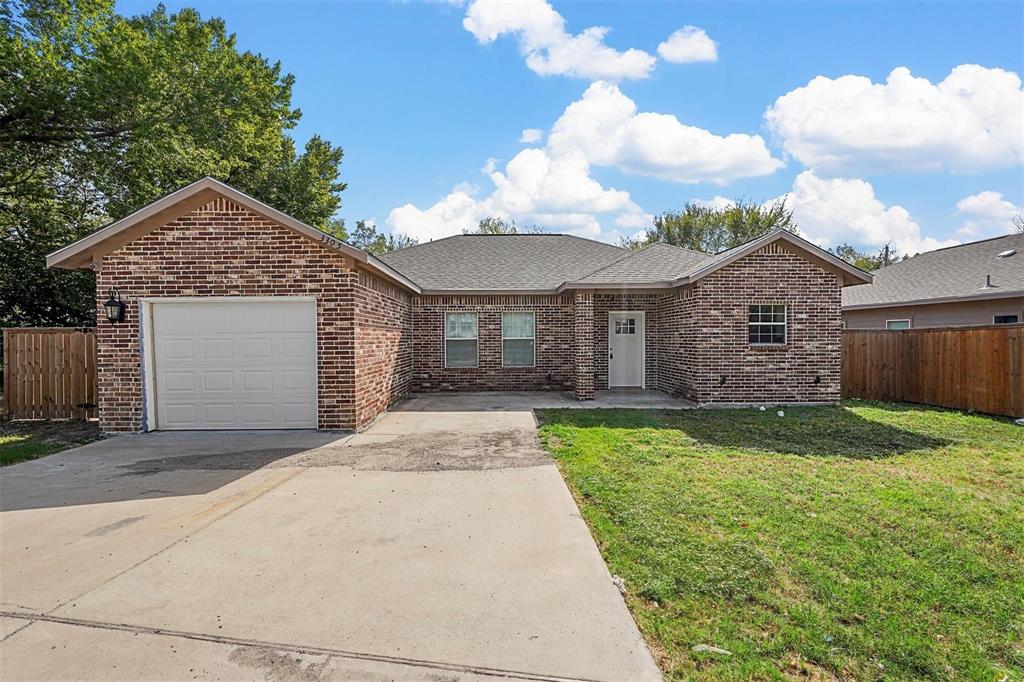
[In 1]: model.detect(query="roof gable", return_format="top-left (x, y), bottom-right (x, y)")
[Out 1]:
top-left (681, 230), bottom-right (873, 288)
top-left (45, 177), bottom-right (419, 292)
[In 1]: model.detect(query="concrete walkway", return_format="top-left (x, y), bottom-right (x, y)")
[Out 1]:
top-left (0, 394), bottom-right (662, 681)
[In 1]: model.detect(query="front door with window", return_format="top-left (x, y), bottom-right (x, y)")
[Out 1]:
top-left (608, 312), bottom-right (644, 388)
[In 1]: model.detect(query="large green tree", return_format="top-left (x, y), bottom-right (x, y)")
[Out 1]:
top-left (1, 0), bottom-right (347, 328)
top-left (634, 199), bottom-right (797, 253)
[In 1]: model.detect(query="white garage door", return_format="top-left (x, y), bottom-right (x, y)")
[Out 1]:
top-left (151, 299), bottom-right (317, 430)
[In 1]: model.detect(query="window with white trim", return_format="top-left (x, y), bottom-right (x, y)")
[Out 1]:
top-left (886, 319), bottom-right (911, 330)
top-left (748, 304), bottom-right (786, 345)
top-left (502, 312), bottom-right (535, 367)
top-left (445, 312), bottom-right (478, 367)
top-left (994, 314), bottom-right (1019, 325)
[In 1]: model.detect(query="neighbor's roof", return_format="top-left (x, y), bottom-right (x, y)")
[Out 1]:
top-left (377, 234), bottom-right (627, 293)
top-left (842, 233), bottom-right (1024, 309)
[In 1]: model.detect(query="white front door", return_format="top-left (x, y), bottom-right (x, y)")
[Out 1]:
top-left (149, 298), bottom-right (317, 430)
top-left (608, 312), bottom-right (644, 388)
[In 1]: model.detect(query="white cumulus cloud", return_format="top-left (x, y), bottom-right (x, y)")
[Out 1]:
top-left (549, 81), bottom-right (783, 184)
top-left (387, 190), bottom-right (489, 243)
top-left (388, 82), bottom-right (784, 242)
top-left (657, 26), bottom-right (718, 63)
top-left (777, 171), bottom-right (959, 255)
top-left (387, 148), bottom-right (644, 242)
top-left (463, 0), bottom-right (656, 80)
top-left (765, 65), bottom-right (1024, 173)
top-left (519, 128), bottom-right (544, 143)
top-left (955, 191), bottom-right (1023, 238)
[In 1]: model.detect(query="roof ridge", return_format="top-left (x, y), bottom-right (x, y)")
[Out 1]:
top-left (640, 241), bottom-right (711, 257)
top-left (909, 231), bottom-right (1021, 255)
top-left (569, 247), bottom-right (647, 281)
top-left (379, 232), bottom-right (465, 256)
top-left (869, 232), bottom-right (1023, 274)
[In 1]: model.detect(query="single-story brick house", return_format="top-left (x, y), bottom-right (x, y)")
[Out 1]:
top-left (47, 178), bottom-right (872, 432)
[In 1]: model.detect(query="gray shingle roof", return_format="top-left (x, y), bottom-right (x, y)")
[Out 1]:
top-left (571, 242), bottom-right (710, 285)
top-left (842, 233), bottom-right (1024, 308)
top-left (377, 234), bottom-right (628, 291)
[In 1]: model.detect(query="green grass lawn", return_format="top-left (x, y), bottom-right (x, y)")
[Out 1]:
top-left (537, 401), bottom-right (1024, 681)
top-left (0, 419), bottom-right (103, 466)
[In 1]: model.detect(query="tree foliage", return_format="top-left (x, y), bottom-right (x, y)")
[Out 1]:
top-left (1, 0), bottom-right (347, 328)
top-left (829, 243), bottom-right (901, 272)
top-left (346, 220), bottom-right (416, 255)
top-left (467, 216), bottom-right (543, 234)
top-left (637, 199), bottom-right (797, 253)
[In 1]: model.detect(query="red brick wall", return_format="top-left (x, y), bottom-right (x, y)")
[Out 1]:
top-left (573, 291), bottom-right (594, 399)
top-left (593, 292), bottom-right (661, 390)
top-left (354, 270), bottom-right (412, 428)
top-left (655, 288), bottom-right (697, 398)
top-left (411, 295), bottom-right (574, 392)
top-left (95, 198), bottom-right (373, 431)
top-left (681, 242), bottom-right (842, 403)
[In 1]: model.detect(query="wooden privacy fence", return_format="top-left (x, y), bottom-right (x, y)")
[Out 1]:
top-left (2, 328), bottom-right (98, 420)
top-left (842, 325), bottom-right (1024, 417)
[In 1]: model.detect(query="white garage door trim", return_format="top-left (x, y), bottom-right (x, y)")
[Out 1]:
top-left (141, 297), bottom-right (318, 431)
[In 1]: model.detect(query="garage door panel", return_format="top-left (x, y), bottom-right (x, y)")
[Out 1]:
top-left (281, 399), bottom-right (316, 425)
top-left (154, 305), bottom-right (192, 332)
top-left (152, 300), bottom-right (317, 430)
top-left (281, 336), bottom-right (315, 360)
top-left (201, 337), bottom-right (235, 360)
top-left (201, 370), bottom-right (235, 392)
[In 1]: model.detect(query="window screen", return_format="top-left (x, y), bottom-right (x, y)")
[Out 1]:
top-left (502, 312), bottom-right (535, 367)
top-left (885, 319), bottom-right (911, 330)
top-left (748, 305), bottom-right (786, 344)
top-left (445, 312), bottom-right (478, 367)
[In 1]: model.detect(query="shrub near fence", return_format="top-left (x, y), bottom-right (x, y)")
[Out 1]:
top-left (842, 325), bottom-right (1024, 418)
top-left (2, 328), bottom-right (98, 420)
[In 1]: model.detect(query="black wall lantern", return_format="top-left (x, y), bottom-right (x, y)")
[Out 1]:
top-left (103, 288), bottom-right (125, 323)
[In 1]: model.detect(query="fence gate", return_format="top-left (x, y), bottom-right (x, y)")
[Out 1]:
top-left (2, 328), bottom-right (97, 420)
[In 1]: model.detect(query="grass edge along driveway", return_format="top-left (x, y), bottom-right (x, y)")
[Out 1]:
top-left (537, 401), bottom-right (1024, 681)
top-left (0, 419), bottom-right (103, 466)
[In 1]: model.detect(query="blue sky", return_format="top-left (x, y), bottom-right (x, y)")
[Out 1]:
top-left (117, 0), bottom-right (1024, 254)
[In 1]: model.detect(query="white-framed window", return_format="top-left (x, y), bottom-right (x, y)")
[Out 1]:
top-left (994, 314), bottom-right (1019, 325)
top-left (445, 312), bottom-right (478, 368)
top-left (748, 304), bottom-right (786, 345)
top-left (614, 318), bottom-right (637, 335)
top-left (502, 312), bottom-right (535, 367)
top-left (886, 319), bottom-right (911, 330)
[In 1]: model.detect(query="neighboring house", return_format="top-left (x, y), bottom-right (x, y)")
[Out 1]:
top-left (47, 178), bottom-right (871, 432)
top-left (843, 234), bottom-right (1024, 329)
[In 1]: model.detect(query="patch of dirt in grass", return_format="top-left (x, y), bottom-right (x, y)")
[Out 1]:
top-left (782, 653), bottom-right (846, 681)
top-left (1, 418), bottom-right (101, 445)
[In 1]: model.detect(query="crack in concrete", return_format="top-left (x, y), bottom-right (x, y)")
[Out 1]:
top-left (0, 610), bottom-right (606, 682)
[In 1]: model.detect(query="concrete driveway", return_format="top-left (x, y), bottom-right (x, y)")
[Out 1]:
top-left (0, 393), bottom-right (661, 681)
